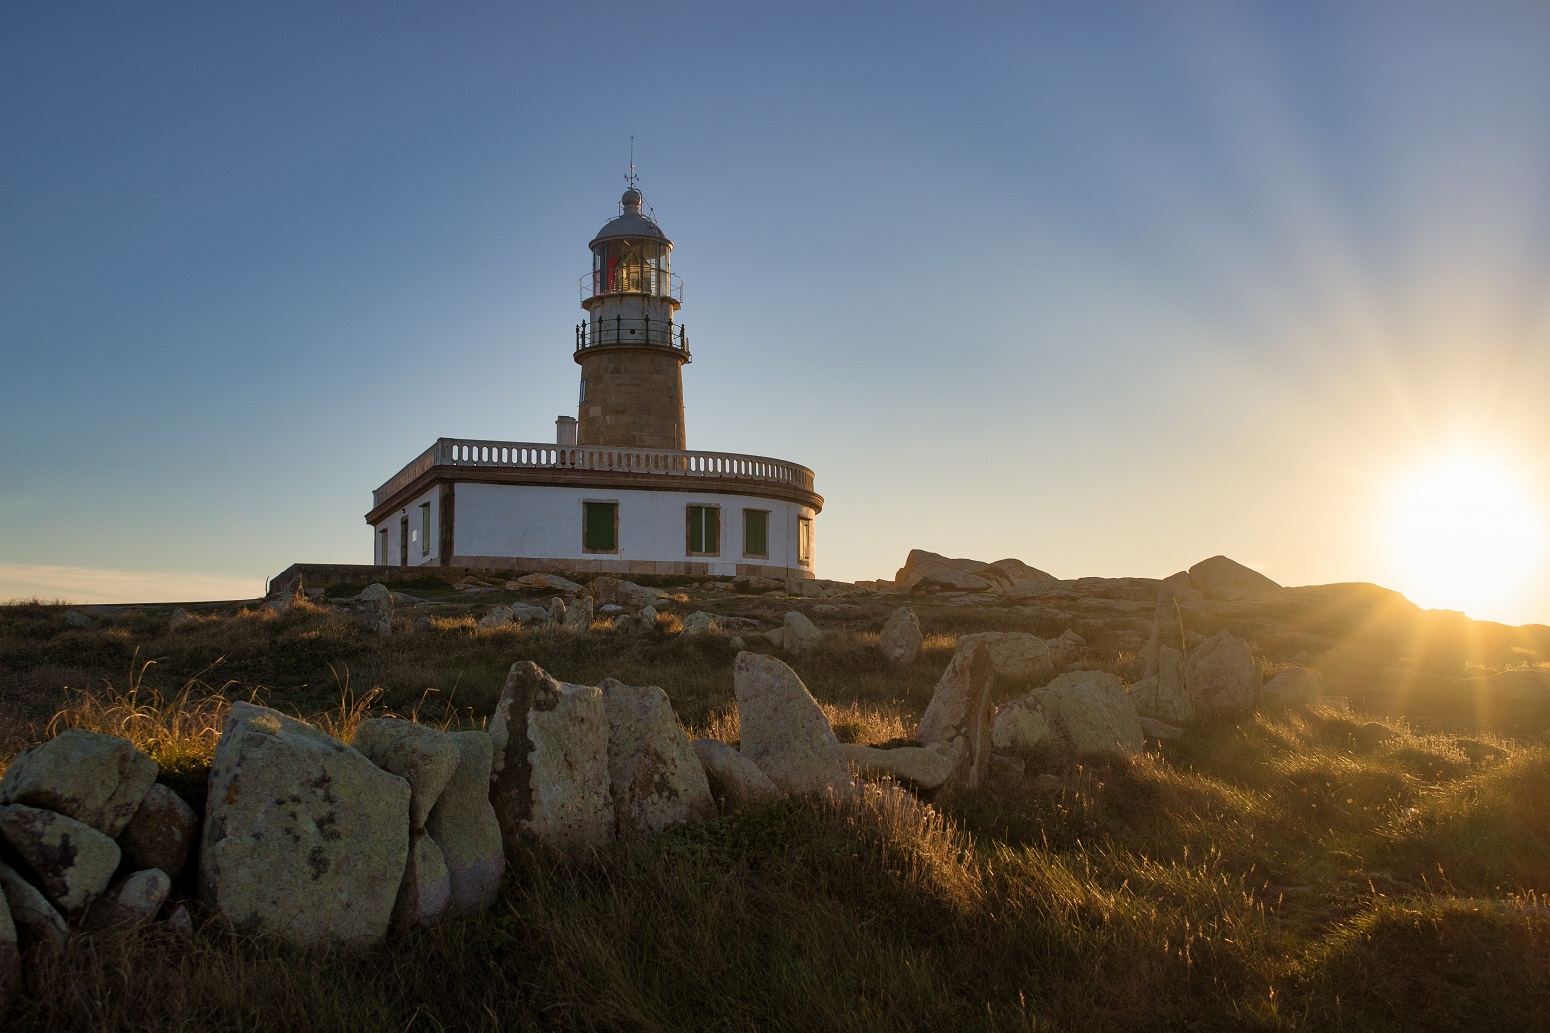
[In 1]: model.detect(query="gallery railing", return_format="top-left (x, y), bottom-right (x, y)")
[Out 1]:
top-left (574, 317), bottom-right (689, 356)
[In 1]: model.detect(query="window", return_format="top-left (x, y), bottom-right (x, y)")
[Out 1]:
top-left (583, 501), bottom-right (618, 552)
top-left (419, 503), bottom-right (431, 556)
top-left (379, 529), bottom-right (389, 565)
top-left (686, 505), bottom-right (720, 556)
top-left (743, 509), bottom-right (769, 559)
top-left (798, 517), bottom-right (814, 566)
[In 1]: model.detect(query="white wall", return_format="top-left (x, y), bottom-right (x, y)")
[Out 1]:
top-left (374, 484), bottom-right (442, 567)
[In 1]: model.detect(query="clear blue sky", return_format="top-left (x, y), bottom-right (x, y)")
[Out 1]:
top-left (4, 2), bottom-right (1550, 626)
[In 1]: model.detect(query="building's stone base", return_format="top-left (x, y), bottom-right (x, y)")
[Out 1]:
top-left (269, 559), bottom-right (813, 597)
top-left (450, 556), bottom-right (810, 581)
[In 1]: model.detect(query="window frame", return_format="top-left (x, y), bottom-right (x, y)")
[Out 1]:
top-left (419, 502), bottom-right (431, 556)
top-left (798, 516), bottom-right (814, 566)
top-left (685, 504), bottom-right (721, 557)
top-left (582, 499), bottom-right (620, 554)
top-left (742, 508), bottom-right (770, 559)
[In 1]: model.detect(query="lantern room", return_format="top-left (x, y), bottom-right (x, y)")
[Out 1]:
top-left (584, 187), bottom-right (681, 307)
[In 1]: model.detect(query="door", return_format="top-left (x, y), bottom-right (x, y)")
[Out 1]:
top-left (399, 515), bottom-right (409, 566)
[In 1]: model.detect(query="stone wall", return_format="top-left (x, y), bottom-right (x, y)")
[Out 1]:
top-left (577, 346), bottom-right (687, 449)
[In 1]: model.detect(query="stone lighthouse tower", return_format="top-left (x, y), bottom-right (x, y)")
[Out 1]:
top-left (574, 180), bottom-right (689, 449)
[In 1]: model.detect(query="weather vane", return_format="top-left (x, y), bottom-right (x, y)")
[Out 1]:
top-left (626, 135), bottom-right (638, 188)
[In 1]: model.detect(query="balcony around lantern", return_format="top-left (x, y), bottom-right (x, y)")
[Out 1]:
top-left (575, 316), bottom-right (690, 359)
top-left (579, 268), bottom-right (684, 304)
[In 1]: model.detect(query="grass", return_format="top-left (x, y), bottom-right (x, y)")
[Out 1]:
top-left (2, 592), bottom-right (1549, 1030)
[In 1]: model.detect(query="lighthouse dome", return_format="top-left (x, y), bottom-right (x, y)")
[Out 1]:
top-left (591, 187), bottom-right (671, 248)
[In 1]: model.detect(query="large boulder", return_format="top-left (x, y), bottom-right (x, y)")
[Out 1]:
top-left (1187, 556), bottom-right (1281, 597)
top-left (0, 729), bottom-right (158, 837)
top-left (1187, 631), bottom-right (1261, 715)
top-left (562, 594), bottom-right (594, 632)
top-left (732, 653), bottom-right (849, 796)
top-left (992, 693), bottom-right (1053, 754)
top-left (391, 831), bottom-right (452, 930)
top-left (200, 702), bottom-right (411, 946)
top-left (84, 868), bottom-right (171, 931)
top-left (360, 583), bottom-right (394, 635)
top-left (690, 740), bottom-right (780, 812)
top-left (515, 573), bottom-right (583, 592)
top-left (986, 558), bottom-right (1057, 587)
top-left (916, 640), bottom-right (996, 754)
top-left (588, 576), bottom-right (668, 609)
top-left (352, 719), bottom-right (460, 830)
top-left (1130, 588), bottom-right (1196, 725)
top-left (956, 632), bottom-right (1054, 683)
top-left (600, 679), bottom-right (716, 837)
top-left (425, 730), bottom-right (504, 916)
top-left (878, 607), bottom-right (923, 666)
top-left (1042, 671), bottom-right (1145, 761)
top-left (841, 743), bottom-right (956, 789)
top-left (0, 804), bottom-right (120, 916)
top-left (1260, 667), bottom-right (1323, 709)
top-left (0, 860), bottom-right (67, 947)
top-left (782, 611), bottom-right (823, 653)
top-left (893, 550), bottom-right (997, 593)
top-left (117, 783), bottom-right (198, 880)
top-left (934, 643), bottom-right (996, 799)
top-left (489, 663), bottom-right (614, 856)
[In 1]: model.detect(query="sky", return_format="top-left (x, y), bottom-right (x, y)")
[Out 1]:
top-left (3, 2), bottom-right (1550, 626)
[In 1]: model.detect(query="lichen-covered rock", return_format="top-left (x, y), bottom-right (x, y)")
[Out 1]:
top-left (0, 804), bottom-right (120, 916)
top-left (680, 611), bottom-right (722, 637)
top-left (477, 605), bottom-right (514, 630)
top-left (1187, 631), bottom-right (1261, 715)
top-left (391, 831), bottom-right (451, 930)
top-left (425, 730), bottom-right (504, 915)
top-left (200, 702), bottom-right (411, 946)
top-left (489, 662), bottom-right (614, 856)
top-left (782, 611), bottom-right (822, 653)
top-left (547, 597), bottom-right (567, 622)
top-left (878, 608), bottom-right (923, 666)
top-left (118, 783), bottom-right (198, 880)
top-left (562, 594), bottom-right (594, 631)
top-left (353, 719), bottom-right (460, 829)
top-left (84, 868), bottom-right (171, 931)
top-left (935, 642), bottom-right (995, 799)
top-left (1042, 671), bottom-right (1145, 761)
top-left (1140, 716), bottom-right (1183, 740)
top-left (1260, 667), bottom-right (1322, 709)
top-left (916, 640), bottom-right (996, 754)
top-left (956, 632), bottom-right (1054, 683)
top-left (733, 652), bottom-right (848, 796)
top-left (360, 583), bottom-right (394, 636)
top-left (599, 680), bottom-right (715, 837)
top-left (516, 573), bottom-right (583, 592)
top-left (992, 692), bottom-right (1053, 753)
top-left (0, 860), bottom-right (67, 947)
top-left (511, 603), bottom-right (554, 625)
top-left (588, 576), bottom-right (667, 609)
top-left (0, 729), bottom-right (158, 837)
top-left (1131, 588), bottom-right (1195, 725)
top-left (690, 740), bottom-right (779, 812)
top-left (841, 742), bottom-right (955, 789)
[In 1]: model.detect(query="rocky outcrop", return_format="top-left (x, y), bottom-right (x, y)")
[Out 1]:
top-left (1187, 556), bottom-right (1281, 598)
top-left (0, 729), bottom-right (158, 838)
top-left (782, 611), bottom-right (823, 653)
top-left (1260, 667), bottom-right (1322, 708)
top-left (1045, 629), bottom-right (1086, 665)
top-left (600, 679), bottom-right (716, 837)
top-left (514, 573), bottom-right (583, 592)
top-left (84, 868), bottom-right (171, 931)
top-left (733, 653), bottom-right (848, 796)
top-left (1187, 631), bottom-right (1261, 715)
top-left (1131, 588), bottom-right (1195, 726)
top-left (425, 731), bottom-right (504, 915)
top-left (1042, 671), bottom-right (1145, 761)
top-left (690, 740), bottom-right (779, 812)
top-left (878, 607), bottom-right (923, 666)
top-left (0, 804), bottom-right (120, 916)
top-left (200, 702), bottom-right (411, 946)
top-left (118, 783), bottom-right (198, 880)
top-left (842, 742), bottom-right (956, 789)
top-left (489, 663), bottom-right (614, 856)
top-left (588, 576), bottom-right (668, 609)
top-left (353, 719), bottom-right (460, 830)
top-left (892, 550), bottom-right (1055, 594)
top-left (956, 632), bottom-right (1054, 683)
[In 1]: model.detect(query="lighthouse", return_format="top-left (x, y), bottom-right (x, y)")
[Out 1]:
top-left (365, 177), bottom-right (822, 580)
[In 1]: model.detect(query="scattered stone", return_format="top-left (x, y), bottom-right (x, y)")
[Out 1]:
top-left (736, 575), bottom-right (783, 593)
top-left (782, 611), bottom-right (823, 653)
top-left (516, 573), bottom-right (584, 592)
top-left (1187, 556), bottom-right (1281, 598)
top-left (732, 652), bottom-right (848, 796)
top-left (391, 831), bottom-right (452, 930)
top-left (0, 860), bottom-right (68, 947)
top-left (916, 640), bottom-right (996, 754)
top-left (761, 627), bottom-right (787, 651)
top-left (0, 729), bottom-right (158, 837)
top-left (425, 730), bottom-right (504, 916)
top-left (727, 635), bottom-right (746, 651)
top-left (510, 603), bottom-right (553, 625)
top-left (992, 692), bottom-right (1053, 754)
top-left (168, 607), bottom-right (195, 629)
top-left (84, 868), bottom-right (171, 931)
top-left (841, 742), bottom-right (956, 789)
top-left (1045, 629), bottom-right (1086, 665)
top-left (165, 902), bottom-right (193, 933)
top-left (353, 719), bottom-right (461, 830)
top-left (359, 583), bottom-right (394, 634)
top-left (200, 702), bottom-right (411, 946)
top-left (690, 740), bottom-right (779, 812)
top-left (1131, 588), bottom-right (1196, 726)
top-left (562, 594), bottom-right (595, 631)
top-left (588, 576), bottom-right (667, 609)
top-left (1187, 631), bottom-right (1261, 715)
top-left (1042, 671), bottom-right (1145, 761)
top-left (0, 804), bottom-right (121, 916)
top-left (600, 680), bottom-right (716, 837)
top-left (548, 597), bottom-right (567, 622)
top-left (956, 632), bottom-right (1054, 683)
top-left (935, 643), bottom-right (996, 799)
top-left (680, 611), bottom-right (721, 637)
top-left (489, 663), bottom-right (614, 856)
top-left (1140, 716), bottom-right (1183, 741)
top-left (358, 583), bottom-right (392, 604)
top-left (63, 610), bottom-right (93, 628)
top-left (118, 783), bottom-right (198, 880)
top-left (1260, 667), bottom-right (1323, 709)
top-left (878, 608), bottom-right (923, 666)
top-left (477, 605), bottom-right (514, 630)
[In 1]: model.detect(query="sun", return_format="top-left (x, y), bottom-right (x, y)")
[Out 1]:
top-left (1386, 452), bottom-right (1547, 620)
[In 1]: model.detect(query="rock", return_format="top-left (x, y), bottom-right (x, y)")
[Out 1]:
top-left (0, 729), bottom-right (158, 837)
top-left (1042, 671), bottom-right (1145, 761)
top-left (516, 573), bottom-right (583, 592)
top-left (987, 559), bottom-right (1057, 586)
top-left (200, 702), bottom-right (411, 946)
top-left (1045, 629), bottom-right (1086, 665)
top-left (599, 604), bottom-right (627, 614)
top-left (391, 831), bottom-right (452, 930)
top-left (548, 597), bottom-right (567, 622)
top-left (489, 663), bottom-right (614, 856)
top-left (689, 740), bottom-right (779, 812)
top-left (782, 611), bottom-right (823, 653)
top-left (477, 605), bottom-right (514, 630)
top-left (892, 550), bottom-right (996, 593)
top-left (168, 607), bottom-right (195, 629)
top-left (1140, 716), bottom-right (1183, 741)
top-left (1479, 669), bottom-right (1550, 703)
top-left (117, 783), bottom-right (198, 880)
top-left (878, 608), bottom-right (923, 666)
top-left (761, 627), bottom-right (787, 651)
top-left (358, 583), bottom-right (392, 603)
top-left (0, 860), bottom-right (68, 947)
top-left (727, 636), bottom-right (746, 651)
top-left (562, 594), bottom-right (594, 631)
top-left (425, 730), bottom-right (504, 916)
top-left (63, 610), bottom-right (93, 628)
top-left (0, 804), bottom-right (120, 916)
top-left (1187, 631), bottom-right (1261, 715)
top-left (359, 583), bottom-right (394, 635)
top-left (165, 903), bottom-right (193, 933)
top-left (510, 603), bottom-right (553, 625)
top-left (733, 652), bottom-right (848, 796)
top-left (841, 742), bottom-right (956, 789)
top-left (84, 868), bottom-right (171, 931)
top-left (0, 883), bottom-right (16, 1015)
top-left (916, 640), bottom-right (996, 754)
top-left (990, 753), bottom-right (1026, 785)
top-left (737, 575), bottom-right (783, 593)
top-left (588, 576), bottom-right (667, 609)
top-left (1161, 570), bottom-right (1206, 606)
top-left (599, 680), bottom-right (716, 837)
top-left (352, 719), bottom-right (460, 830)
top-left (1131, 588), bottom-right (1195, 725)
top-left (1260, 667), bottom-right (1323, 708)
top-left (992, 692), bottom-right (1053, 753)
top-left (1187, 556), bottom-right (1281, 597)
top-left (956, 632), bottom-right (1054, 683)
top-left (680, 611), bottom-right (722, 637)
top-left (935, 643), bottom-right (996, 799)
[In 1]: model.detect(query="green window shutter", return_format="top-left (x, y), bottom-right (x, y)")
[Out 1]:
top-left (584, 502), bottom-right (617, 551)
top-left (706, 507), bottom-right (719, 554)
top-left (743, 509), bottom-right (767, 557)
top-left (687, 506), bottom-right (720, 555)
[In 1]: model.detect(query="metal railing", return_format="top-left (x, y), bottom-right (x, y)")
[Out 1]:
top-left (575, 317), bottom-right (689, 356)
top-left (373, 438), bottom-right (815, 508)
top-left (580, 269), bottom-right (683, 303)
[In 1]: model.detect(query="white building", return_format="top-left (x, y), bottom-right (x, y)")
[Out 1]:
top-left (366, 181), bottom-right (822, 580)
